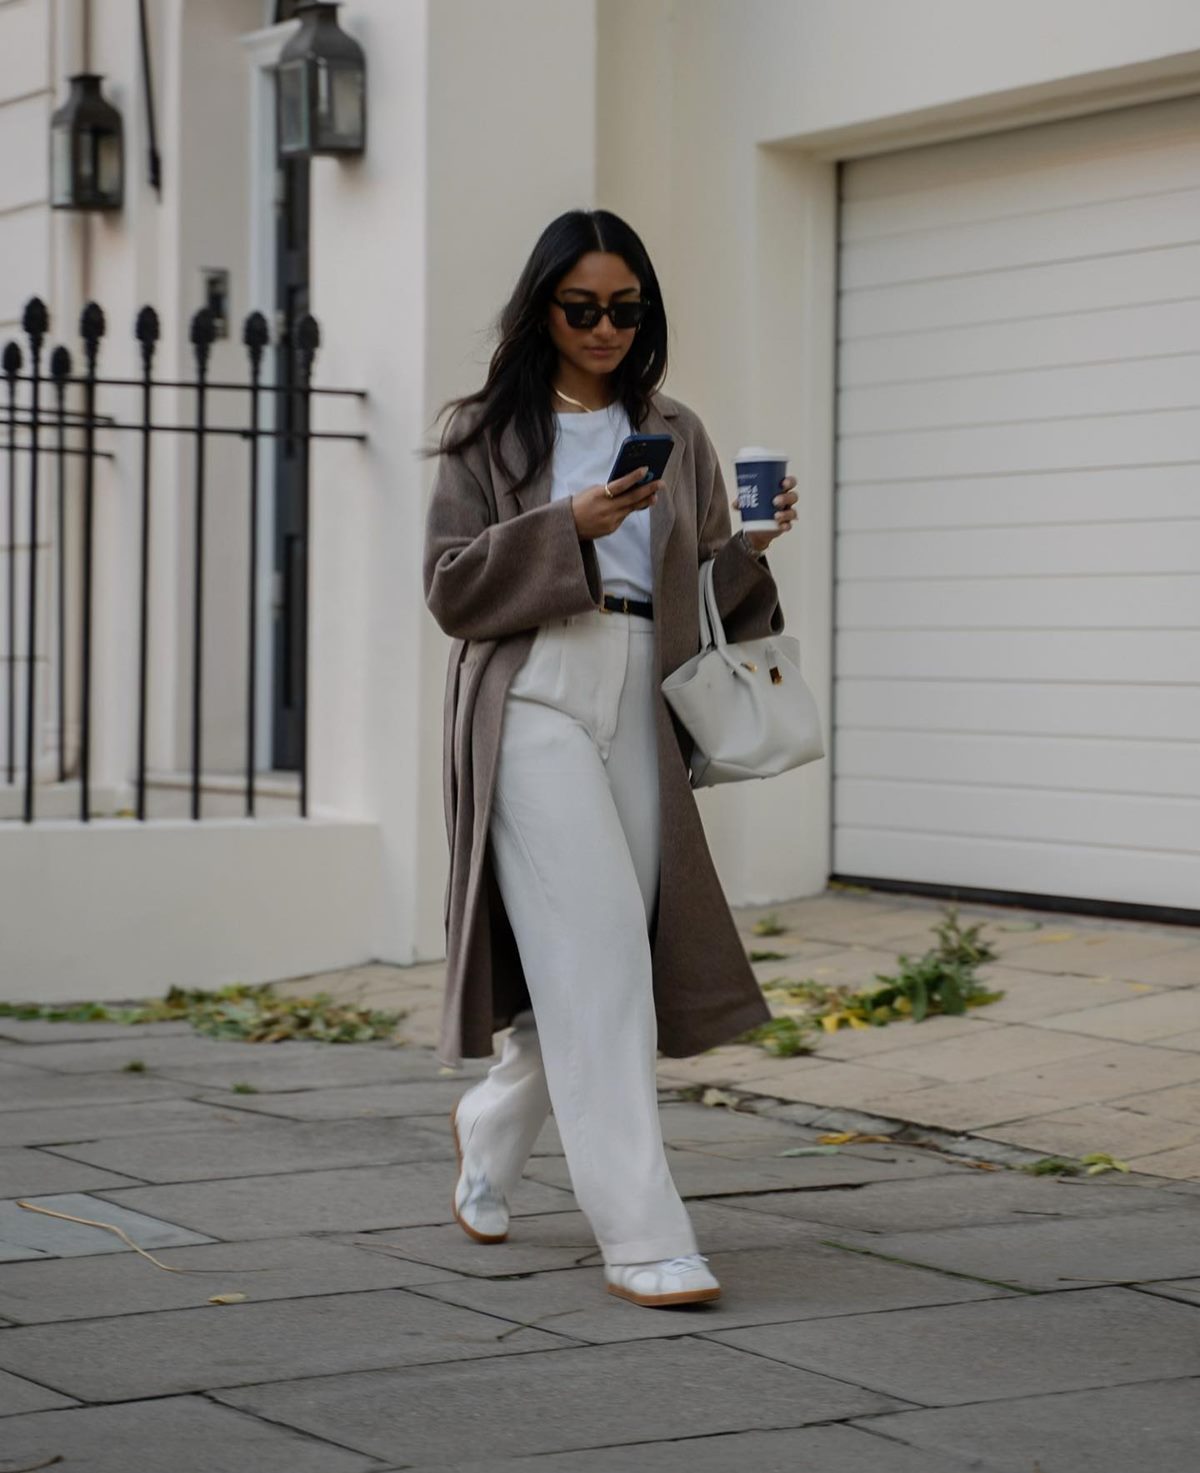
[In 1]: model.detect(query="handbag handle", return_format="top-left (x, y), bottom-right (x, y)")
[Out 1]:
top-left (699, 556), bottom-right (745, 675)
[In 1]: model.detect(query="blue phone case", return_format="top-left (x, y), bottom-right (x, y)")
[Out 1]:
top-left (608, 434), bottom-right (674, 487)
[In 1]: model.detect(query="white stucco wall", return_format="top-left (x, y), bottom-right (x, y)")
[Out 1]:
top-left (2, 0), bottom-right (1199, 998)
top-left (595, 0), bottom-right (1200, 905)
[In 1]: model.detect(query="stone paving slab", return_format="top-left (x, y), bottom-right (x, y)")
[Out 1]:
top-left (1120, 1080), bottom-right (1200, 1125)
top-left (828, 1204), bottom-right (1200, 1291)
top-left (854, 1376), bottom-right (1200, 1473)
top-left (92, 1159), bottom-right (575, 1239)
top-left (0, 1068), bottom-right (200, 1113)
top-left (336, 1199), bottom-right (825, 1280)
top-left (423, 1424), bottom-right (978, 1473)
top-left (1036, 986), bottom-right (1200, 1042)
top-left (1129, 1140), bottom-right (1200, 1178)
top-left (718, 1169), bottom-right (1185, 1235)
top-left (1139, 1277), bottom-right (1200, 1307)
top-left (0, 1288), bottom-right (569, 1402)
top-left (996, 931), bottom-right (1199, 978)
top-left (976, 1101), bottom-right (1200, 1159)
top-left (0, 1396), bottom-right (385, 1472)
top-left (970, 965), bottom-right (1158, 1021)
top-left (0, 1059), bottom-right (55, 1083)
top-left (213, 1339), bottom-right (908, 1465)
top-left (524, 1138), bottom-right (960, 1200)
top-left (675, 1140), bottom-right (968, 1193)
top-left (858, 1021), bottom-right (1114, 1083)
top-left (729, 1058), bottom-right (947, 1105)
top-left (0, 1232), bottom-right (460, 1325)
top-left (194, 1075), bottom-right (482, 1122)
top-left (707, 1287), bottom-right (1200, 1406)
top-left (417, 1242), bottom-right (1008, 1345)
top-left (0, 1366), bottom-right (78, 1416)
top-left (845, 1077), bottom-right (1070, 1130)
top-left (0, 1146), bottom-right (142, 1198)
top-left (50, 1114), bottom-right (455, 1183)
top-left (795, 1012), bottom-right (981, 1063)
top-left (0, 1192), bottom-right (215, 1259)
top-left (0, 1035), bottom-right (333, 1075)
top-left (0, 1097), bottom-right (273, 1147)
top-left (153, 1045), bottom-right (460, 1093)
top-left (976, 1041), bottom-right (1200, 1109)
top-left (0, 1018), bottom-right (196, 1044)
top-left (1161, 1027), bottom-right (1200, 1050)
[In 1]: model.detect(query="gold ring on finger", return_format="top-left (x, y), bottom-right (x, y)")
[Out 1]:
top-left (604, 483), bottom-right (614, 499)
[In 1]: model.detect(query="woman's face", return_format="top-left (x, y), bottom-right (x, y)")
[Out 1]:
top-left (547, 251), bottom-right (643, 382)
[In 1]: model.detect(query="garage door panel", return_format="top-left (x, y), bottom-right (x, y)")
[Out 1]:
top-left (836, 731), bottom-right (1199, 799)
top-left (839, 522), bottom-right (1200, 579)
top-left (841, 355), bottom-right (1199, 435)
top-left (837, 575), bottom-right (1200, 630)
top-left (835, 778), bottom-right (1198, 853)
top-left (841, 300), bottom-right (1200, 385)
top-left (840, 245), bottom-right (1200, 339)
top-left (837, 630), bottom-right (1197, 684)
top-left (833, 827), bottom-right (1200, 912)
top-left (835, 679), bottom-right (1200, 743)
top-left (838, 466), bottom-right (1197, 532)
top-left (842, 188), bottom-right (1200, 291)
top-left (839, 410), bottom-right (1200, 483)
top-left (844, 96), bottom-right (1200, 206)
top-left (843, 135), bottom-right (1200, 242)
top-left (835, 101), bottom-right (1200, 910)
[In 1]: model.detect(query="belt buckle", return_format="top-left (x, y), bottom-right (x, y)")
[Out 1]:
top-left (620, 597), bottom-right (630, 615)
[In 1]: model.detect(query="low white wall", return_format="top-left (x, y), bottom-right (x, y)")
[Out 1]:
top-left (0, 818), bottom-right (384, 1003)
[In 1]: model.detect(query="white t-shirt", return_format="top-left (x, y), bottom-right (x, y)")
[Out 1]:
top-left (548, 402), bottom-right (653, 603)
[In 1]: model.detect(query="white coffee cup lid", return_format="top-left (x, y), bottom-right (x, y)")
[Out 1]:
top-left (735, 446), bottom-right (787, 460)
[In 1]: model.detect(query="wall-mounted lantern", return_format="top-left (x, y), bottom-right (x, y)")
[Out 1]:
top-left (50, 74), bottom-right (125, 211)
top-left (276, 2), bottom-right (366, 159)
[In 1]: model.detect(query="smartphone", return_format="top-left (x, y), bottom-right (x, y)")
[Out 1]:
top-left (607, 433), bottom-right (675, 489)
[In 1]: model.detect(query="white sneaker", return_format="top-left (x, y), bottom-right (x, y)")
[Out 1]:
top-left (605, 1253), bottom-right (721, 1307)
top-left (450, 1103), bottom-right (510, 1244)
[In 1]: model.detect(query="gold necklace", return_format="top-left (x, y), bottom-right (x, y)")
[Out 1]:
top-left (553, 385), bottom-right (608, 413)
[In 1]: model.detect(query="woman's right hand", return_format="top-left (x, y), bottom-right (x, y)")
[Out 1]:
top-left (570, 466), bottom-right (662, 541)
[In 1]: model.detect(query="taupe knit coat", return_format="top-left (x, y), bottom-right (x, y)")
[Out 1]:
top-left (423, 391), bottom-right (784, 1066)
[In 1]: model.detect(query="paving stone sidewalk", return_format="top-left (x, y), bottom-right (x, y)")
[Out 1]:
top-left (1, 891), bottom-right (1198, 1470)
top-left (306, 888), bottom-right (1200, 1177)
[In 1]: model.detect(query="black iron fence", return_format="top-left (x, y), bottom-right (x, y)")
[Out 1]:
top-left (1, 295), bottom-right (365, 824)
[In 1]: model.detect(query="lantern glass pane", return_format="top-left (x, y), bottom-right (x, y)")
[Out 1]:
top-left (316, 59), bottom-right (363, 146)
top-left (51, 124), bottom-right (74, 205)
top-left (277, 60), bottom-right (310, 152)
top-left (97, 130), bottom-right (121, 199)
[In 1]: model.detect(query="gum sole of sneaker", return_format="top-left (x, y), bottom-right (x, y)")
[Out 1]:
top-left (606, 1282), bottom-right (721, 1307)
top-left (450, 1103), bottom-right (508, 1245)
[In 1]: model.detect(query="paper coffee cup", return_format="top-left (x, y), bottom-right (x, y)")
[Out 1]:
top-left (734, 447), bottom-right (788, 530)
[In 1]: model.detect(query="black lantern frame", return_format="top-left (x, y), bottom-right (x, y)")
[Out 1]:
top-left (276, 2), bottom-right (366, 159)
top-left (50, 73), bottom-right (124, 212)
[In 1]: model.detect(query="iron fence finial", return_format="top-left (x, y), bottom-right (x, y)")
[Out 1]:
top-left (22, 298), bottom-right (49, 346)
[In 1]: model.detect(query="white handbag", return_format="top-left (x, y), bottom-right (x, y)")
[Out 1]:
top-left (661, 557), bottom-right (825, 787)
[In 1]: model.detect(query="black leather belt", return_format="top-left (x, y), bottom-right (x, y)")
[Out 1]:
top-left (600, 594), bottom-right (653, 619)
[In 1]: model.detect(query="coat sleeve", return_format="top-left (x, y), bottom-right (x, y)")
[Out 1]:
top-left (695, 420), bottom-right (785, 642)
top-left (423, 446), bottom-right (604, 641)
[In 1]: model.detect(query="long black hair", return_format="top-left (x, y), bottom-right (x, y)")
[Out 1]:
top-left (426, 209), bottom-right (668, 496)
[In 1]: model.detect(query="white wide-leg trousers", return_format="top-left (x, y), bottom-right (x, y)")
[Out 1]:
top-left (455, 607), bottom-right (698, 1266)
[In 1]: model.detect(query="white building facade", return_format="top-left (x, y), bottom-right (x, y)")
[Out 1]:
top-left (1, 0), bottom-right (1198, 1002)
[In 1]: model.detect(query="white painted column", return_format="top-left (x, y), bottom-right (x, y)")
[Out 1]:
top-left (308, 0), bottom-right (598, 963)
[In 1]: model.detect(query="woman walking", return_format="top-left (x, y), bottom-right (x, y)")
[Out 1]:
top-left (422, 209), bottom-right (798, 1307)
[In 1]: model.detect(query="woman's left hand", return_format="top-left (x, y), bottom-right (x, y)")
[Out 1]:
top-left (731, 476), bottom-right (798, 552)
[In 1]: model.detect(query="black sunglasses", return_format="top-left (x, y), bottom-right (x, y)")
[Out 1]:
top-left (552, 298), bottom-right (649, 330)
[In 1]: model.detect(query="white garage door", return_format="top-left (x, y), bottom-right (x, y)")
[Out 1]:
top-left (833, 96), bottom-right (1200, 913)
